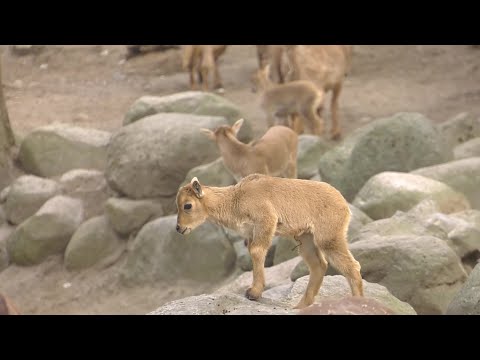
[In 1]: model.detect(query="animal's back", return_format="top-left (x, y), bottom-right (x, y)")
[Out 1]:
top-left (237, 174), bottom-right (349, 219)
top-left (262, 80), bottom-right (322, 113)
top-left (253, 126), bottom-right (298, 175)
top-left (289, 45), bottom-right (350, 90)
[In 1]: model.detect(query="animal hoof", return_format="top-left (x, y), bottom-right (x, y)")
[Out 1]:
top-left (215, 87), bottom-right (225, 94)
top-left (245, 288), bottom-right (261, 301)
top-left (331, 132), bottom-right (342, 141)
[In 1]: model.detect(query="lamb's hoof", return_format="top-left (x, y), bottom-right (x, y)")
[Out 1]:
top-left (245, 287), bottom-right (261, 301)
top-left (331, 132), bottom-right (342, 141)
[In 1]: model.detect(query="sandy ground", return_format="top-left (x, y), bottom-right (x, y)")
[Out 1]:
top-left (1, 45), bottom-right (480, 314)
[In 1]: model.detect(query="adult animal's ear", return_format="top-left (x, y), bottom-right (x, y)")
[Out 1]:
top-left (200, 128), bottom-right (216, 141)
top-left (190, 177), bottom-right (204, 198)
top-left (231, 118), bottom-right (244, 137)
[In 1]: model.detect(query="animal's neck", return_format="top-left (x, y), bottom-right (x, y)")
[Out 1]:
top-left (203, 186), bottom-right (237, 227)
top-left (216, 133), bottom-right (249, 165)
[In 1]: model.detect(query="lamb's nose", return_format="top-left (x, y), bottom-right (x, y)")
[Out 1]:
top-left (176, 224), bottom-right (181, 232)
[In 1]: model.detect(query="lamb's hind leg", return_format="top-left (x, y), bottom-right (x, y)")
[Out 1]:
top-left (320, 237), bottom-right (364, 297)
top-left (294, 233), bottom-right (328, 309)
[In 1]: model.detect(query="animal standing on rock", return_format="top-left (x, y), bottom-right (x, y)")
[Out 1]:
top-left (284, 45), bottom-right (352, 140)
top-left (251, 64), bottom-right (325, 136)
top-left (255, 45), bottom-right (287, 84)
top-left (201, 118), bottom-right (298, 182)
top-left (182, 45), bottom-right (228, 92)
top-left (175, 175), bottom-right (364, 309)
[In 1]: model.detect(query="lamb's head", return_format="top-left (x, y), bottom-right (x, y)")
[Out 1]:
top-left (200, 118), bottom-right (244, 142)
top-left (176, 177), bottom-right (208, 235)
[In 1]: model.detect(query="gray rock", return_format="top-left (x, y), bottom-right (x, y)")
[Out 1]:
top-left (447, 263), bottom-right (480, 315)
top-left (411, 157), bottom-right (480, 209)
top-left (121, 215), bottom-right (236, 285)
top-left (296, 135), bottom-right (331, 179)
top-left (105, 113), bottom-right (230, 199)
top-left (64, 216), bottom-right (125, 270)
top-left (0, 206), bottom-right (5, 226)
top-left (348, 203), bottom-right (373, 240)
top-left (437, 112), bottom-right (480, 150)
top-left (352, 172), bottom-right (470, 220)
top-left (349, 235), bottom-right (467, 314)
top-left (454, 138), bottom-right (480, 160)
top-left (7, 196), bottom-right (84, 265)
top-left (104, 197), bottom-right (164, 236)
top-left (18, 123), bottom-right (111, 177)
top-left (182, 157), bottom-right (236, 188)
top-left (59, 169), bottom-right (112, 220)
top-left (4, 175), bottom-right (59, 225)
top-left (424, 211), bottom-right (480, 266)
top-left (123, 92), bottom-right (252, 142)
top-left (318, 112), bottom-right (453, 201)
top-left (266, 275), bottom-right (417, 315)
top-left (150, 275), bottom-right (415, 315)
top-left (148, 292), bottom-right (294, 315)
top-left (217, 257), bottom-right (301, 296)
top-left (0, 186), bottom-right (10, 204)
top-left (273, 236), bottom-right (300, 265)
top-left (350, 211), bottom-right (446, 243)
top-left (0, 225), bottom-right (15, 272)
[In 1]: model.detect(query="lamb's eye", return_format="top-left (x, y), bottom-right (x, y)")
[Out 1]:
top-left (184, 204), bottom-right (192, 210)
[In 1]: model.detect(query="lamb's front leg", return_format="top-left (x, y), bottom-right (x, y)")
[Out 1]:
top-left (246, 217), bottom-right (277, 301)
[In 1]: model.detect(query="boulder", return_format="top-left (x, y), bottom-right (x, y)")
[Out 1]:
top-left (437, 112), bottom-right (480, 150)
top-left (123, 92), bottom-right (252, 142)
top-left (104, 197), bottom-right (164, 236)
top-left (105, 113), bottom-right (231, 198)
top-left (347, 204), bottom-right (373, 240)
top-left (0, 225), bottom-right (14, 272)
top-left (121, 215), bottom-right (236, 285)
top-left (318, 112), bottom-right (452, 201)
top-left (349, 235), bottom-right (467, 314)
top-left (411, 157), bottom-right (480, 209)
top-left (296, 135), bottom-right (331, 179)
top-left (4, 175), bottom-right (59, 225)
top-left (7, 196), bottom-right (84, 265)
top-left (273, 236), bottom-right (300, 265)
top-left (447, 263), bottom-right (480, 315)
top-left (233, 238), bottom-right (277, 271)
top-left (149, 275), bottom-right (415, 315)
top-left (59, 169), bottom-right (112, 220)
top-left (182, 157), bottom-right (236, 188)
top-left (64, 216), bottom-right (125, 270)
top-left (352, 172), bottom-right (470, 220)
top-left (454, 138), bottom-right (480, 160)
top-left (18, 123), bottom-right (111, 177)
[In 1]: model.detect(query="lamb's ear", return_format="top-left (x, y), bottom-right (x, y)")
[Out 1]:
top-left (190, 177), bottom-right (204, 198)
top-left (231, 119), bottom-right (244, 137)
top-left (200, 128), bottom-right (216, 141)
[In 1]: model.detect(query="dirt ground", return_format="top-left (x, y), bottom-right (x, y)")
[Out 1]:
top-left (1, 45), bottom-right (480, 315)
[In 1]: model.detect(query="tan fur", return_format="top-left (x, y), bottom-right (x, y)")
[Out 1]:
top-left (176, 175), bottom-right (364, 309)
top-left (201, 119), bottom-right (298, 182)
top-left (255, 45), bottom-right (286, 84)
top-left (252, 65), bottom-right (326, 136)
top-left (0, 294), bottom-right (20, 315)
top-left (284, 45), bottom-right (352, 140)
top-left (182, 45), bottom-right (228, 92)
